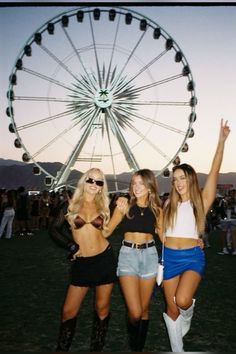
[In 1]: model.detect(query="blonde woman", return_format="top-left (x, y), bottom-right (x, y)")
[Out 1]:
top-left (105, 169), bottom-right (163, 352)
top-left (50, 168), bottom-right (116, 352)
top-left (162, 119), bottom-right (230, 352)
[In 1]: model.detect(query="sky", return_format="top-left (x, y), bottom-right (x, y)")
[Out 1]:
top-left (0, 1), bottom-right (236, 182)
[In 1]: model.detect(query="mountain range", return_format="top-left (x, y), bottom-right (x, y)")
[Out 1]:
top-left (0, 158), bottom-right (235, 194)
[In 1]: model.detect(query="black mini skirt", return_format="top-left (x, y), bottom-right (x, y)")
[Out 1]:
top-left (70, 244), bottom-right (117, 287)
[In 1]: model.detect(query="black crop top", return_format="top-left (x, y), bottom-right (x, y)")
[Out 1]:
top-left (120, 204), bottom-right (156, 235)
top-left (74, 215), bottom-right (103, 230)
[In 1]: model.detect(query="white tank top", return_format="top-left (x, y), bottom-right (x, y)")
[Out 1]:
top-left (165, 200), bottom-right (199, 239)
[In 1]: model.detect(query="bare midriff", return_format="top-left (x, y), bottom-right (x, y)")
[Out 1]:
top-left (72, 225), bottom-right (109, 257)
top-left (165, 236), bottom-right (199, 249)
top-left (124, 232), bottom-right (153, 244)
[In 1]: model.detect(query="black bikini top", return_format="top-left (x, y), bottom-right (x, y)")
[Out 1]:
top-left (74, 214), bottom-right (103, 230)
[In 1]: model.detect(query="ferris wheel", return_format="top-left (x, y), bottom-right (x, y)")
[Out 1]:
top-left (6, 6), bottom-right (197, 191)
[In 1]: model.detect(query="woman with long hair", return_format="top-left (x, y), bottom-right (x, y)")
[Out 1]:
top-left (49, 168), bottom-right (117, 352)
top-left (105, 168), bottom-right (163, 352)
top-left (162, 119), bottom-right (230, 352)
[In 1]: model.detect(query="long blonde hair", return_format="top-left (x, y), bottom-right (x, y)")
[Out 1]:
top-left (163, 163), bottom-right (205, 235)
top-left (67, 168), bottom-right (110, 230)
top-left (128, 169), bottom-right (162, 222)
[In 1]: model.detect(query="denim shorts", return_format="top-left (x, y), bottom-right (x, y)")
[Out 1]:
top-left (163, 246), bottom-right (205, 280)
top-left (117, 240), bottom-right (159, 279)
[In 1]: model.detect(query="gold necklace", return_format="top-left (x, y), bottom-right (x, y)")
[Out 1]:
top-left (137, 204), bottom-right (147, 216)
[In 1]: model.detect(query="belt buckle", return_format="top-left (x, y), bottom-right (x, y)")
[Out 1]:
top-left (136, 243), bottom-right (142, 249)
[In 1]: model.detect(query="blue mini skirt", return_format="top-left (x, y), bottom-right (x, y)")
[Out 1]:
top-left (163, 246), bottom-right (205, 280)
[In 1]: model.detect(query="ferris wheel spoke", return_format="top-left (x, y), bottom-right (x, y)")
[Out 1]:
top-left (39, 44), bottom-right (80, 82)
top-left (73, 74), bottom-right (97, 96)
top-left (123, 73), bottom-right (183, 96)
top-left (14, 95), bottom-right (76, 103)
top-left (89, 12), bottom-right (102, 88)
top-left (61, 26), bottom-right (97, 91)
top-left (104, 114), bottom-right (119, 190)
top-left (105, 13), bottom-right (121, 88)
top-left (16, 108), bottom-right (76, 131)
top-left (110, 30), bottom-right (147, 91)
top-left (116, 107), bottom-right (187, 135)
top-left (115, 99), bottom-right (190, 107)
top-left (31, 119), bottom-right (80, 159)
top-left (107, 110), bottom-right (139, 171)
top-left (125, 119), bottom-right (171, 162)
top-left (113, 103), bottom-right (187, 135)
top-left (112, 77), bottom-right (138, 101)
top-left (72, 104), bottom-right (101, 128)
top-left (70, 75), bottom-right (98, 102)
top-left (22, 67), bottom-right (76, 92)
top-left (30, 108), bottom-right (97, 159)
top-left (82, 124), bottom-right (101, 170)
top-left (115, 49), bottom-right (167, 93)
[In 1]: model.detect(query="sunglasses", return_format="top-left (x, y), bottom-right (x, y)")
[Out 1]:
top-left (85, 177), bottom-right (104, 187)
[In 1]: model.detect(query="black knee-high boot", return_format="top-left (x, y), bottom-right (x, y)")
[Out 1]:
top-left (126, 317), bottom-right (141, 352)
top-left (56, 317), bottom-right (77, 352)
top-left (137, 319), bottom-right (149, 352)
top-left (90, 312), bottom-right (111, 352)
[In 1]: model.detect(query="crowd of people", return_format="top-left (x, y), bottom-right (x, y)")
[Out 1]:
top-left (0, 187), bottom-right (73, 239)
top-left (0, 119), bottom-right (232, 352)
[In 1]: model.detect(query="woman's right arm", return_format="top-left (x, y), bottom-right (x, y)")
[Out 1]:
top-left (103, 206), bottom-right (126, 238)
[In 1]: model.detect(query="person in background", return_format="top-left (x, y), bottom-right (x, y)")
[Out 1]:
top-left (104, 169), bottom-right (163, 352)
top-left (226, 189), bottom-right (236, 218)
top-left (29, 193), bottom-right (40, 231)
top-left (48, 191), bottom-right (61, 227)
top-left (15, 186), bottom-right (32, 236)
top-left (0, 189), bottom-right (6, 223)
top-left (0, 189), bottom-right (16, 239)
top-left (162, 119), bottom-right (230, 352)
top-left (217, 191), bottom-right (236, 255)
top-left (49, 168), bottom-right (117, 352)
top-left (39, 190), bottom-right (51, 229)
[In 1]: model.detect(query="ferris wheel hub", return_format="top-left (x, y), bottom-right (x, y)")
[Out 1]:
top-left (95, 89), bottom-right (113, 108)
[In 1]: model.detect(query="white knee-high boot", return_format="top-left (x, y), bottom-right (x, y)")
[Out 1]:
top-left (163, 313), bottom-right (184, 352)
top-left (178, 299), bottom-right (196, 337)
